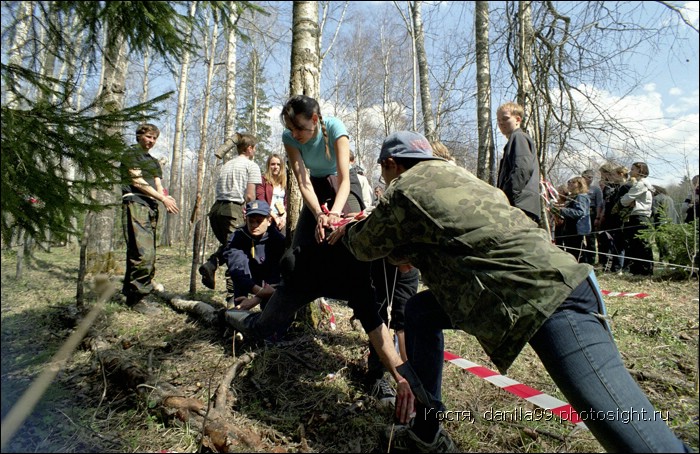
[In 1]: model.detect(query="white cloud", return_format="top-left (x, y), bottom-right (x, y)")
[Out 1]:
top-left (668, 87), bottom-right (683, 96)
top-left (683, 1), bottom-right (699, 26)
top-left (567, 83), bottom-right (699, 186)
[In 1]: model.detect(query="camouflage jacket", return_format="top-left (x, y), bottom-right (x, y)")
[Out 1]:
top-left (343, 160), bottom-right (591, 373)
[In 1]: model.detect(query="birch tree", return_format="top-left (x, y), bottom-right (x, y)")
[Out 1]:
top-left (85, 24), bottom-right (129, 275)
top-left (163, 1), bottom-right (198, 247)
top-left (393, 1), bottom-right (418, 131)
top-left (225, 8), bottom-right (239, 140)
top-left (287, 0), bottom-right (321, 240)
top-left (410, 0), bottom-right (437, 142)
top-left (189, 13), bottom-right (220, 295)
top-left (475, 1), bottom-right (495, 184)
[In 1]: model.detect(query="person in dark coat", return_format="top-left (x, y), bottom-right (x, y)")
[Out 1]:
top-left (496, 102), bottom-right (541, 223)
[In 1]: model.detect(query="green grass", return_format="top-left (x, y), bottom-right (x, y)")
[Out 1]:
top-left (1, 245), bottom-right (698, 452)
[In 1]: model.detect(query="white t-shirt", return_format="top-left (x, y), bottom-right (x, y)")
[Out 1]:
top-left (271, 185), bottom-right (286, 215)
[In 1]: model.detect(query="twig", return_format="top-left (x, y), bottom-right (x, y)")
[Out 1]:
top-left (92, 356), bottom-right (108, 422)
top-left (511, 422), bottom-right (566, 442)
top-left (216, 352), bottom-right (256, 409)
top-left (629, 369), bottom-right (693, 391)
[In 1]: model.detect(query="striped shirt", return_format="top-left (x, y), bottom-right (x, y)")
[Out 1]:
top-left (216, 155), bottom-right (262, 203)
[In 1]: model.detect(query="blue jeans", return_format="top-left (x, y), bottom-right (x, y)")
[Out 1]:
top-left (404, 272), bottom-right (687, 452)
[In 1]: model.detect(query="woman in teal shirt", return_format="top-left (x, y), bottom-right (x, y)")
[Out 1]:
top-left (281, 95), bottom-right (363, 243)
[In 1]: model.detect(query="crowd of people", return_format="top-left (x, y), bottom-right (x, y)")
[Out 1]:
top-left (118, 98), bottom-right (695, 453)
top-left (549, 162), bottom-right (697, 276)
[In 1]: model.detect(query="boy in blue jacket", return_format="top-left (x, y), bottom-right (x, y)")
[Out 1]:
top-left (222, 200), bottom-right (285, 310)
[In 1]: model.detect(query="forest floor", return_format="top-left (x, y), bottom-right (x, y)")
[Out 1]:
top-left (1, 245), bottom-right (698, 453)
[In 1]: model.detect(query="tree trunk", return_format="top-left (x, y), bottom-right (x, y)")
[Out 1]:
top-left (475, 1), bottom-right (495, 184)
top-left (15, 229), bottom-right (25, 280)
top-left (288, 0), bottom-right (325, 326)
top-left (516, 1), bottom-right (534, 125)
top-left (140, 48), bottom-right (149, 106)
top-left (189, 16), bottom-right (218, 296)
top-left (411, 1), bottom-right (437, 142)
top-left (250, 50), bottom-right (258, 137)
top-left (163, 1), bottom-right (197, 247)
top-left (76, 212), bottom-right (94, 309)
top-left (4, 1), bottom-right (32, 109)
top-left (287, 0), bottom-right (320, 241)
top-left (85, 25), bottom-right (129, 276)
top-left (85, 335), bottom-right (263, 452)
top-left (515, 1), bottom-right (549, 227)
top-left (225, 12), bottom-right (238, 139)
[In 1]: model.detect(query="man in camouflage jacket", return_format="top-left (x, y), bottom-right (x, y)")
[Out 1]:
top-left (329, 131), bottom-right (687, 453)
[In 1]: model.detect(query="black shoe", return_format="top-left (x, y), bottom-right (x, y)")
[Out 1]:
top-left (130, 299), bottom-right (162, 316)
top-left (371, 377), bottom-right (397, 408)
top-left (198, 262), bottom-right (216, 289)
top-left (382, 423), bottom-right (457, 453)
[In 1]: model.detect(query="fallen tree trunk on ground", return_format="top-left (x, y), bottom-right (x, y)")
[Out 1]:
top-left (84, 334), bottom-right (266, 452)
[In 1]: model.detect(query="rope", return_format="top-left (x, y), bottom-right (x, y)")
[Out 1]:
top-left (382, 258), bottom-right (399, 331)
top-left (552, 243), bottom-right (697, 272)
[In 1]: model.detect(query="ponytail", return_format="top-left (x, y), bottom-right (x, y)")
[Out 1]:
top-left (318, 114), bottom-right (331, 161)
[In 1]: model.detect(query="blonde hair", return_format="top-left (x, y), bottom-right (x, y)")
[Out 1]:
top-left (615, 165), bottom-right (629, 180)
top-left (281, 95), bottom-right (331, 160)
top-left (430, 141), bottom-right (453, 161)
top-left (567, 176), bottom-right (589, 195)
top-left (264, 153), bottom-right (287, 189)
top-left (234, 132), bottom-right (257, 155)
top-left (497, 102), bottom-right (524, 118)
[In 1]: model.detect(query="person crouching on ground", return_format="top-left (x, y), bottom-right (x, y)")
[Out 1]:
top-left (222, 200), bottom-right (285, 312)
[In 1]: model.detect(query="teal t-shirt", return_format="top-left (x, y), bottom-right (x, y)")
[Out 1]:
top-left (282, 116), bottom-right (349, 178)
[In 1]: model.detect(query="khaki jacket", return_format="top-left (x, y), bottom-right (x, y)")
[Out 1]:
top-left (344, 160), bottom-right (590, 372)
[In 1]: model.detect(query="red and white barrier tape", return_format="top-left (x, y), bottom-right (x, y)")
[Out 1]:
top-left (320, 300), bottom-right (336, 330)
top-left (601, 290), bottom-right (650, 298)
top-left (444, 351), bottom-right (587, 429)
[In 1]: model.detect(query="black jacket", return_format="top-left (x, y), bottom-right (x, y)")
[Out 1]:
top-left (497, 128), bottom-right (541, 222)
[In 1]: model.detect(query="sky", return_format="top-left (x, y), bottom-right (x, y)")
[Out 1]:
top-left (147, 1), bottom-right (699, 189)
top-left (581, 1), bottom-right (699, 187)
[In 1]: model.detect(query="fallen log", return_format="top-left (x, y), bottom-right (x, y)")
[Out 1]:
top-left (168, 297), bottom-right (220, 325)
top-left (85, 335), bottom-right (266, 452)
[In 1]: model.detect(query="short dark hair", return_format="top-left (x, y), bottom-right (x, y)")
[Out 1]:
top-left (390, 157), bottom-right (422, 170)
top-left (632, 162), bottom-right (649, 178)
top-left (136, 123), bottom-right (160, 137)
top-left (652, 185), bottom-right (667, 195)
